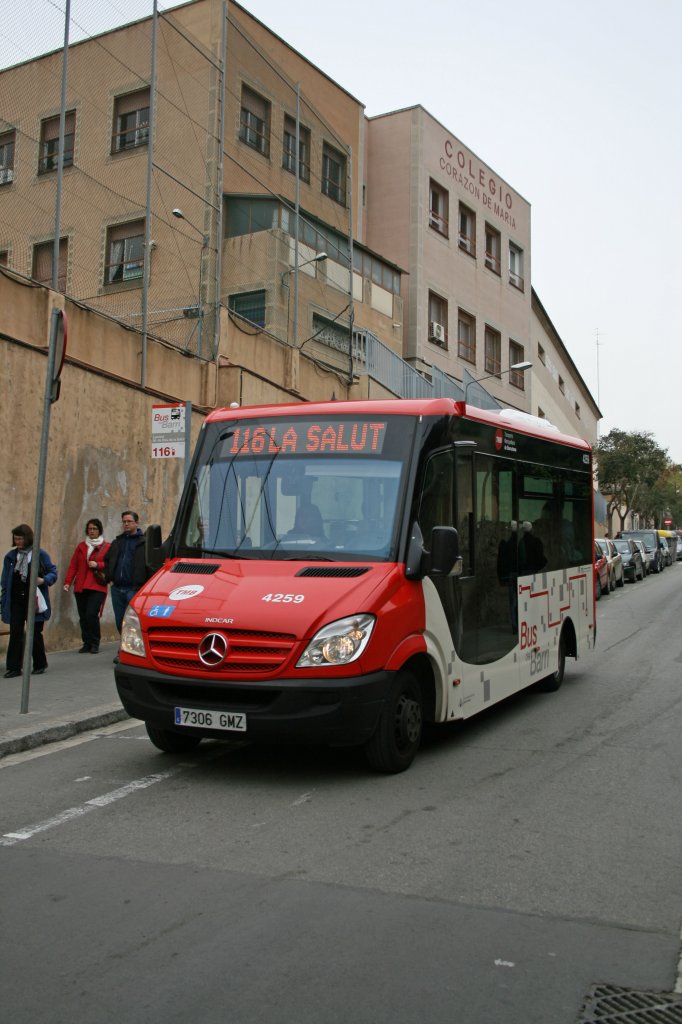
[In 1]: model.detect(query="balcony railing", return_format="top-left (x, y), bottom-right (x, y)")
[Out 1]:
top-left (351, 329), bottom-right (464, 402)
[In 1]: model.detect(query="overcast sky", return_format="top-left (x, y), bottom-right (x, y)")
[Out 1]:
top-left (2, 0), bottom-right (681, 463)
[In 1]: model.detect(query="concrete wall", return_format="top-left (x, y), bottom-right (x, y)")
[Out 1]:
top-left (0, 270), bottom-right (208, 650)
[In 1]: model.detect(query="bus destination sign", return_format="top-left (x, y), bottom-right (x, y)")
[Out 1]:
top-left (227, 420), bottom-right (388, 456)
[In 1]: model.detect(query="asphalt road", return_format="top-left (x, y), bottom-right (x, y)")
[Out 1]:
top-left (2, 565), bottom-right (681, 1024)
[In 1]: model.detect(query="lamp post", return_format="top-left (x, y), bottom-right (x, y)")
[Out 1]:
top-left (172, 208), bottom-right (209, 359)
top-left (281, 251), bottom-right (327, 345)
top-left (464, 360), bottom-right (533, 405)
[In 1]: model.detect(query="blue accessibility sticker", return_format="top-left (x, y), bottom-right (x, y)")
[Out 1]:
top-left (148, 605), bottom-right (176, 618)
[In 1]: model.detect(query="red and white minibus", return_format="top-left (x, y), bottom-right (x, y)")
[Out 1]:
top-left (115, 399), bottom-right (595, 772)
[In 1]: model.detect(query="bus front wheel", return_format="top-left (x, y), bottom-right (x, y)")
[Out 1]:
top-left (365, 670), bottom-right (423, 773)
top-left (146, 723), bottom-right (202, 753)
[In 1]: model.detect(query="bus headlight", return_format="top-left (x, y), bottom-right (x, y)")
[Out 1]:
top-left (297, 614), bottom-right (375, 667)
top-left (121, 606), bottom-right (146, 658)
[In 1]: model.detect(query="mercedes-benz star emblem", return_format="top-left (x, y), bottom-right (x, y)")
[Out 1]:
top-left (198, 632), bottom-right (229, 667)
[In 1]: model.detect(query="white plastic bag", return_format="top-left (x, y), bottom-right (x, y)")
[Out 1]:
top-left (36, 589), bottom-right (47, 614)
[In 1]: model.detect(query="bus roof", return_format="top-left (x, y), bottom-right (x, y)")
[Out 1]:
top-left (206, 399), bottom-right (591, 452)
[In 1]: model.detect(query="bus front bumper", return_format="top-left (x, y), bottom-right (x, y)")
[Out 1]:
top-left (114, 661), bottom-right (394, 747)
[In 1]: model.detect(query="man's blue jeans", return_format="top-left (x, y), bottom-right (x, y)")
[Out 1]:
top-left (111, 585), bottom-right (138, 633)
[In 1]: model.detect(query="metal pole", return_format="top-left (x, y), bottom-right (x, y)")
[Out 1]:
top-left (20, 309), bottom-right (60, 713)
top-left (293, 83), bottom-right (301, 347)
top-left (347, 143), bottom-right (354, 386)
top-left (213, 2), bottom-right (227, 360)
top-left (141, 0), bottom-right (158, 388)
top-left (198, 237), bottom-right (209, 359)
top-left (52, 0), bottom-right (70, 291)
top-left (184, 401), bottom-right (192, 481)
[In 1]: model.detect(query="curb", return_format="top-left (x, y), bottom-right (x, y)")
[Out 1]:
top-left (0, 708), bottom-right (130, 759)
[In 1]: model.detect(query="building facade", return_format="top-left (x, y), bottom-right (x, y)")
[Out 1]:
top-left (366, 105), bottom-right (533, 411)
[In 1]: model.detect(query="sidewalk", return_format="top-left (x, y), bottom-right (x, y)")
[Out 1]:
top-left (0, 642), bottom-right (129, 759)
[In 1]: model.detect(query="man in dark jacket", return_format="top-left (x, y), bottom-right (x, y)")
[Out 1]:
top-left (103, 511), bottom-right (147, 632)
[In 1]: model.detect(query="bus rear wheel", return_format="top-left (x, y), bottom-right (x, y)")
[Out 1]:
top-left (365, 670), bottom-right (422, 773)
top-left (146, 723), bottom-right (202, 753)
top-left (535, 633), bottom-right (566, 693)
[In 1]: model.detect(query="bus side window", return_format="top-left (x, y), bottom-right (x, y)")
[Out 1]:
top-left (418, 451), bottom-right (454, 542)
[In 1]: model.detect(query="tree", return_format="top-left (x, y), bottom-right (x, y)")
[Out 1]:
top-left (596, 430), bottom-right (669, 533)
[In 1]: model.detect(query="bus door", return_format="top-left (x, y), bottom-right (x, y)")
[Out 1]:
top-left (416, 446), bottom-right (519, 699)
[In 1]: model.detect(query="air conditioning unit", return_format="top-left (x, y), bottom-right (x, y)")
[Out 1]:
top-left (429, 321), bottom-right (445, 343)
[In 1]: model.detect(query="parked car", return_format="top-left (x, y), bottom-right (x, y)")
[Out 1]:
top-left (658, 530), bottom-right (678, 564)
top-left (659, 536), bottom-right (672, 567)
top-left (632, 539), bottom-right (651, 575)
top-left (618, 530), bottom-right (663, 573)
top-left (594, 542), bottom-right (610, 599)
top-left (595, 537), bottom-right (624, 590)
top-left (612, 538), bottom-right (644, 582)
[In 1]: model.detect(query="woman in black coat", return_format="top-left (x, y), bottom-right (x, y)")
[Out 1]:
top-left (1, 524), bottom-right (58, 678)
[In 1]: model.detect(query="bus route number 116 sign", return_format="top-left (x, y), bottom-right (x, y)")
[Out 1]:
top-left (151, 403), bottom-right (186, 460)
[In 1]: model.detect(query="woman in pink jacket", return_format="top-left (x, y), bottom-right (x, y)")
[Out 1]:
top-left (63, 518), bottom-right (110, 653)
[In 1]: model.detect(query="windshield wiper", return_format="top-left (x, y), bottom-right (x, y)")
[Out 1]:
top-left (275, 552), bottom-right (334, 561)
top-left (192, 547), bottom-right (240, 558)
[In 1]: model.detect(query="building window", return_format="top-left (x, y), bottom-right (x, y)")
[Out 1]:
top-left (428, 291), bottom-right (448, 348)
top-left (239, 85), bottom-right (270, 157)
top-left (538, 407), bottom-right (546, 419)
top-left (538, 343), bottom-right (546, 365)
top-left (458, 202), bottom-right (476, 256)
top-left (575, 402), bottom-right (581, 419)
top-left (0, 130), bottom-right (15, 185)
top-left (229, 289), bottom-right (266, 328)
top-left (485, 223), bottom-right (501, 274)
top-left (558, 375), bottom-right (565, 395)
top-left (484, 326), bottom-right (501, 376)
top-left (509, 242), bottom-right (524, 290)
top-left (38, 112), bottom-right (75, 174)
top-left (322, 142), bottom-right (346, 205)
top-left (352, 249), bottom-right (400, 295)
top-left (312, 313), bottom-right (350, 355)
top-left (509, 340), bottom-right (526, 389)
top-left (32, 238), bottom-right (68, 292)
top-left (112, 89), bottom-right (149, 153)
top-left (105, 220), bottom-right (144, 285)
top-left (282, 115), bottom-right (310, 182)
top-left (429, 180), bottom-right (449, 237)
top-left (457, 309), bottom-right (476, 363)
top-left (0, 250), bottom-right (8, 266)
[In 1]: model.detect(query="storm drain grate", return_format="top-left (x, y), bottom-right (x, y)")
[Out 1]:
top-left (576, 985), bottom-right (682, 1023)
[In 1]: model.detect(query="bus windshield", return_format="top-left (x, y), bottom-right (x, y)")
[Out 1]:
top-left (178, 415), bottom-right (415, 560)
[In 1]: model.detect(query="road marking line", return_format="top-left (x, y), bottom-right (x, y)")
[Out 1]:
top-left (0, 765), bottom-right (190, 846)
top-left (0, 720), bottom-right (142, 769)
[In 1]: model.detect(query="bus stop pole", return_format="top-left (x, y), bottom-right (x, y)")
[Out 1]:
top-left (20, 308), bottom-right (60, 714)
top-left (184, 401), bottom-right (192, 481)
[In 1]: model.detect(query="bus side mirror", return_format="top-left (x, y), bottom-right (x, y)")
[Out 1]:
top-left (146, 524), bottom-right (164, 573)
top-left (405, 523), bottom-right (460, 579)
top-left (430, 527), bottom-right (461, 576)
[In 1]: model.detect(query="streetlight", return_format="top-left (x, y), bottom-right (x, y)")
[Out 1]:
top-left (464, 361), bottom-right (533, 404)
top-left (172, 208), bottom-right (209, 358)
top-left (281, 251), bottom-right (328, 286)
top-left (281, 252), bottom-right (327, 345)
